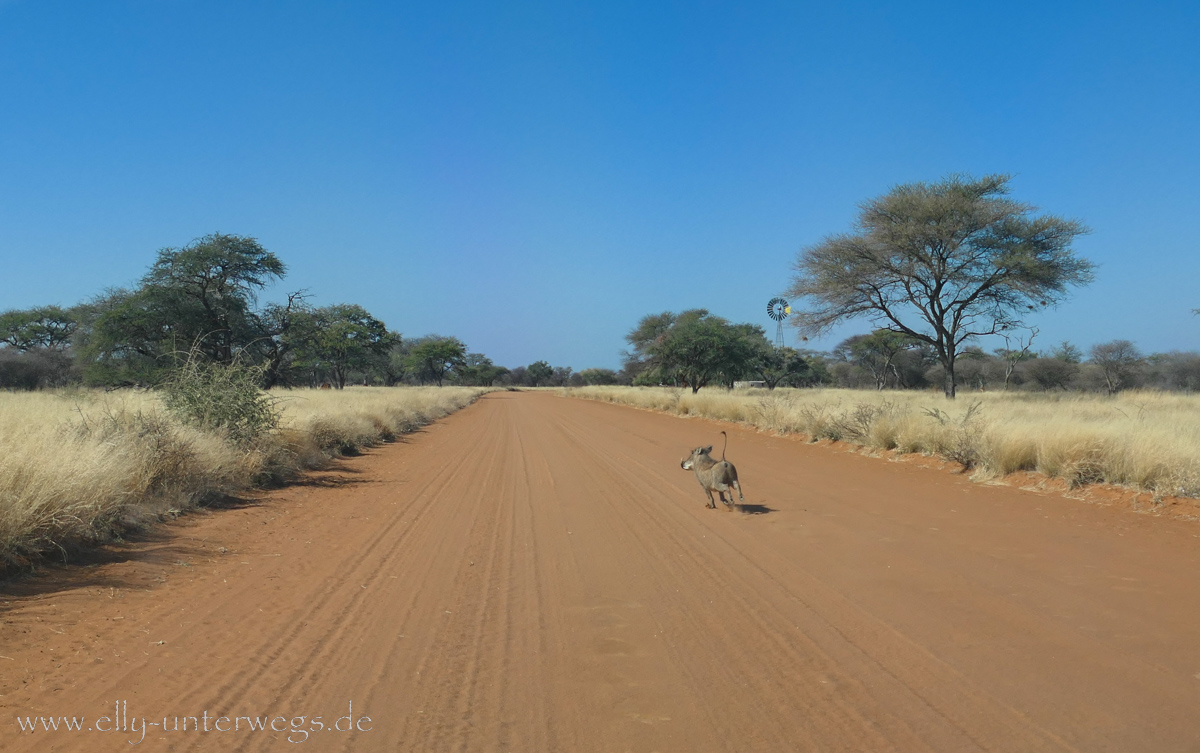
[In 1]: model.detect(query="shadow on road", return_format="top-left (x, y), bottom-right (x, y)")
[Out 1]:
top-left (737, 503), bottom-right (776, 515)
top-left (289, 465), bottom-right (373, 489)
top-left (0, 523), bottom-right (215, 607)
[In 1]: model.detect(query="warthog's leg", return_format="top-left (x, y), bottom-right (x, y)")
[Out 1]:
top-left (732, 479), bottom-right (745, 503)
top-left (704, 488), bottom-right (716, 509)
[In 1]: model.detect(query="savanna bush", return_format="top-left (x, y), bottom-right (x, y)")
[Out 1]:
top-left (157, 354), bottom-right (279, 445)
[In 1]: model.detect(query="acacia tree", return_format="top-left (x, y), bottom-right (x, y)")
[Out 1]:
top-left (405, 336), bottom-right (467, 386)
top-left (626, 309), bottom-right (765, 392)
top-left (578, 367), bottom-right (620, 385)
top-left (786, 174), bottom-right (1093, 398)
top-left (526, 360), bottom-right (554, 386)
top-left (996, 326), bottom-right (1038, 390)
top-left (835, 330), bottom-right (914, 390)
top-left (0, 306), bottom-right (78, 351)
top-left (292, 304), bottom-right (393, 388)
top-left (1090, 339), bottom-right (1143, 394)
top-left (140, 233), bottom-right (285, 364)
top-left (622, 312), bottom-right (677, 384)
top-left (753, 346), bottom-right (809, 389)
top-left (457, 353), bottom-right (508, 386)
top-left (78, 233), bottom-right (289, 384)
top-left (257, 290), bottom-right (312, 387)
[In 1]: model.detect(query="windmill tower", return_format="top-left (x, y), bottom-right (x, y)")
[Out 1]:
top-left (767, 298), bottom-right (791, 348)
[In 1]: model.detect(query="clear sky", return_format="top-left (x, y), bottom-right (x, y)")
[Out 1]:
top-left (2, 0), bottom-right (1197, 370)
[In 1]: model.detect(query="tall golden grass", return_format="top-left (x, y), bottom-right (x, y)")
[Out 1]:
top-left (565, 386), bottom-right (1200, 500)
top-left (0, 386), bottom-right (485, 572)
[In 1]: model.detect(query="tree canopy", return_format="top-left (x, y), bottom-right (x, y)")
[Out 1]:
top-left (290, 304), bottom-right (393, 389)
top-left (625, 309), bottom-right (770, 392)
top-left (405, 337), bottom-right (468, 386)
top-left (526, 360), bottom-right (554, 387)
top-left (0, 306), bottom-right (78, 351)
top-left (787, 174), bottom-right (1093, 397)
top-left (833, 330), bottom-right (915, 391)
top-left (77, 234), bottom-right (289, 384)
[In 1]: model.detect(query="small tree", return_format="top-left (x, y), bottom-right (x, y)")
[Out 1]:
top-left (787, 174), bottom-right (1093, 398)
top-left (626, 310), bottom-right (764, 393)
top-left (292, 304), bottom-right (393, 388)
top-left (1051, 340), bottom-right (1083, 364)
top-left (526, 360), bottom-right (554, 387)
top-left (506, 365), bottom-right (529, 386)
top-left (754, 347), bottom-right (809, 389)
top-left (578, 367), bottom-right (620, 385)
top-left (1024, 356), bottom-right (1078, 391)
top-left (550, 366), bottom-right (574, 386)
top-left (996, 326), bottom-right (1038, 390)
top-left (405, 337), bottom-right (467, 386)
top-left (257, 291), bottom-right (312, 388)
top-left (835, 330), bottom-right (914, 390)
top-left (457, 353), bottom-right (508, 386)
top-left (1090, 340), bottom-right (1143, 394)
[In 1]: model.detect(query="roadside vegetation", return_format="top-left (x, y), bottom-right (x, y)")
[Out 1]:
top-left (0, 384), bottom-right (485, 574)
top-left (566, 386), bottom-right (1200, 501)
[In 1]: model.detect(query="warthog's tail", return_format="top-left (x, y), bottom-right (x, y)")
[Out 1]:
top-left (720, 430), bottom-right (728, 461)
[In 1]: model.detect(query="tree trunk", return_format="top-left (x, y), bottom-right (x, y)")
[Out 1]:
top-left (943, 357), bottom-right (957, 398)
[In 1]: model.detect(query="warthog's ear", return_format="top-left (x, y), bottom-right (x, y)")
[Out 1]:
top-left (704, 445), bottom-right (713, 453)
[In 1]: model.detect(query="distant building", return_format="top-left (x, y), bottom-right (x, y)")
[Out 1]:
top-left (733, 380), bottom-right (766, 389)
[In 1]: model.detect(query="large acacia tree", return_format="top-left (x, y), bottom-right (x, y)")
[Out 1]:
top-left (79, 233), bottom-right (289, 384)
top-left (787, 174), bottom-right (1094, 397)
top-left (140, 233), bottom-right (286, 364)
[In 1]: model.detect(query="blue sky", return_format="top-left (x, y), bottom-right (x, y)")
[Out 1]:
top-left (2, 0), bottom-right (1197, 370)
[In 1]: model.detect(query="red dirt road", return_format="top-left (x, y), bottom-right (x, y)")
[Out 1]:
top-left (4, 391), bottom-right (1200, 752)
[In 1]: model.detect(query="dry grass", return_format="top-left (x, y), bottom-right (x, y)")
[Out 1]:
top-left (564, 386), bottom-right (1200, 500)
top-left (0, 386), bottom-right (485, 572)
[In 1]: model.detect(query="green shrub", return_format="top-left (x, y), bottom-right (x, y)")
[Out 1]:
top-left (157, 352), bottom-right (279, 445)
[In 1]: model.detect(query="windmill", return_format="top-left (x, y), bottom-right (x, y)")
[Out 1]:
top-left (767, 297), bottom-right (791, 348)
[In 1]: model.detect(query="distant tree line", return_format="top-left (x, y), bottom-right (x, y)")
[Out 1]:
top-left (609, 314), bottom-right (1200, 395)
top-left (0, 234), bottom-right (517, 390)
top-left (816, 332), bottom-right (1200, 393)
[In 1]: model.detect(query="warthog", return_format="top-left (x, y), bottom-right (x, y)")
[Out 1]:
top-left (680, 431), bottom-right (746, 511)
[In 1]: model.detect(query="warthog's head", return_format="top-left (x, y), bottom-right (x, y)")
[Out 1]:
top-left (680, 445), bottom-right (714, 470)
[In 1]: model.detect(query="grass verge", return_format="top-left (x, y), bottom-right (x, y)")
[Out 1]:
top-left (564, 386), bottom-right (1200, 502)
top-left (0, 386), bottom-right (486, 573)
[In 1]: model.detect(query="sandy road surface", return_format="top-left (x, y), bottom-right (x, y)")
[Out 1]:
top-left (4, 391), bottom-right (1200, 752)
